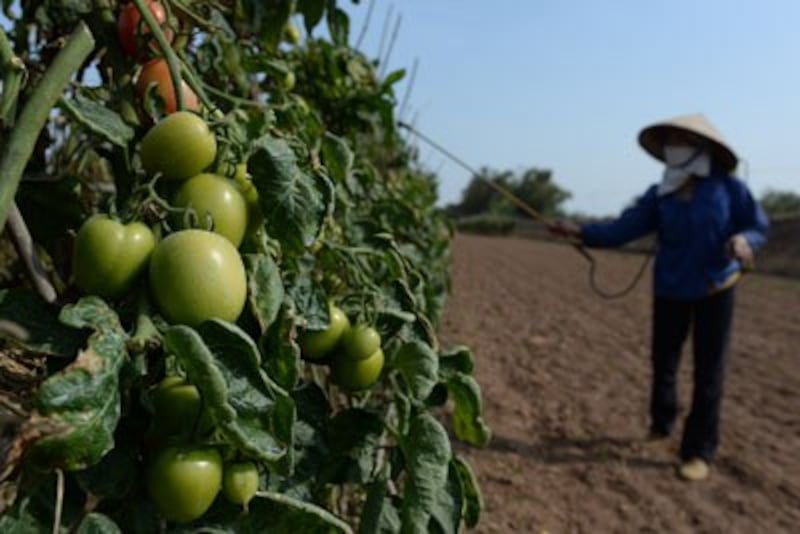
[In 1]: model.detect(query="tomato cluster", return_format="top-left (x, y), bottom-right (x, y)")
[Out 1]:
top-left (146, 377), bottom-right (258, 522)
top-left (300, 303), bottom-right (385, 392)
top-left (72, 109), bottom-right (249, 328)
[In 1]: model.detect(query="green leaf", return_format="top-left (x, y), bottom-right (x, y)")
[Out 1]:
top-left (0, 289), bottom-right (85, 356)
top-left (321, 408), bottom-right (384, 484)
top-left (446, 374), bottom-right (491, 448)
top-left (359, 480), bottom-right (402, 534)
top-left (400, 413), bottom-right (452, 534)
top-left (261, 300), bottom-right (302, 390)
top-left (297, 0), bottom-right (326, 35)
top-left (453, 456), bottom-right (482, 528)
top-left (245, 253), bottom-right (285, 333)
top-left (250, 137), bottom-right (323, 254)
top-left (393, 341), bottom-right (439, 402)
top-left (26, 297), bottom-right (127, 471)
top-left (427, 463), bottom-right (464, 534)
top-left (321, 133), bottom-right (354, 184)
top-left (60, 92), bottom-right (134, 148)
top-left (327, 7), bottom-right (350, 46)
top-left (0, 494), bottom-right (50, 533)
top-left (175, 492), bottom-right (353, 533)
top-left (382, 69), bottom-right (406, 88)
top-left (76, 513), bottom-right (121, 534)
top-left (75, 439), bottom-right (138, 499)
top-left (438, 346), bottom-right (474, 377)
top-left (289, 264), bottom-right (329, 331)
top-left (267, 382), bottom-right (330, 499)
top-left (164, 321), bottom-right (295, 465)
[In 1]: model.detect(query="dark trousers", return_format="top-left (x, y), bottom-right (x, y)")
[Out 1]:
top-left (650, 287), bottom-right (735, 462)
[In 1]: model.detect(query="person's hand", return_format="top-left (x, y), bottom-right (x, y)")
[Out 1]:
top-left (548, 219), bottom-right (582, 239)
top-left (727, 234), bottom-right (754, 265)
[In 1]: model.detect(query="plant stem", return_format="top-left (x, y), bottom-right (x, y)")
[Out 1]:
top-left (8, 204), bottom-right (57, 303)
top-left (0, 28), bottom-right (25, 126)
top-left (0, 22), bottom-right (94, 231)
top-left (131, 0), bottom-right (184, 112)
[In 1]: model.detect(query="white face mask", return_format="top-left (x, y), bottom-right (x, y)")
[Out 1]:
top-left (663, 144), bottom-right (699, 167)
top-left (659, 144), bottom-right (712, 196)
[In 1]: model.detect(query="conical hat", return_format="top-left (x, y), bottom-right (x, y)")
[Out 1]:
top-left (638, 113), bottom-right (738, 171)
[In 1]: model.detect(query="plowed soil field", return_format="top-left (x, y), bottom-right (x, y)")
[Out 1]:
top-left (439, 234), bottom-right (800, 534)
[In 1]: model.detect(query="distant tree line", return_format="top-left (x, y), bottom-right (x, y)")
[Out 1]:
top-left (446, 167), bottom-right (571, 219)
top-left (759, 189), bottom-right (800, 219)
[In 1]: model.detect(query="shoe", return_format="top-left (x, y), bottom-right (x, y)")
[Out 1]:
top-left (678, 458), bottom-right (710, 481)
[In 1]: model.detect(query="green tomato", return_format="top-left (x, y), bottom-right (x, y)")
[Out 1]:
top-left (299, 304), bottom-right (350, 361)
top-left (147, 446), bottom-right (222, 523)
top-left (72, 215), bottom-right (155, 299)
top-left (222, 462), bottom-right (259, 507)
top-left (331, 347), bottom-right (384, 392)
top-left (141, 111), bottom-right (217, 181)
top-left (151, 376), bottom-right (213, 438)
top-left (149, 230), bottom-right (246, 326)
top-left (174, 173), bottom-right (248, 247)
top-left (341, 325), bottom-right (381, 360)
top-left (282, 71), bottom-right (296, 91)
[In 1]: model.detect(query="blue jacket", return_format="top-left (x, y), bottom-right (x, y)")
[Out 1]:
top-left (581, 172), bottom-right (769, 300)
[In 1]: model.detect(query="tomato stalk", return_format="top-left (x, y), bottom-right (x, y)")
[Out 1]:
top-left (131, 0), bottom-right (185, 112)
top-left (0, 28), bottom-right (25, 126)
top-left (0, 22), bottom-right (94, 231)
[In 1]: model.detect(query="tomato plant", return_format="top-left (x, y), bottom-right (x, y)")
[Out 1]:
top-left (0, 2), bottom-right (491, 532)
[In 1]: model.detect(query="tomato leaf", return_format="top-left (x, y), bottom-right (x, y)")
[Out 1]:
top-left (245, 253), bottom-right (285, 333)
top-left (297, 0), bottom-right (326, 35)
top-left (438, 346), bottom-right (474, 376)
top-left (25, 297), bottom-right (127, 471)
top-left (321, 133), bottom-right (354, 184)
top-left (393, 341), bottom-right (439, 402)
top-left (453, 456), bottom-right (483, 529)
top-left (321, 408), bottom-right (384, 485)
top-left (60, 92), bottom-right (134, 148)
top-left (267, 382), bottom-right (331, 500)
top-left (0, 289), bottom-right (86, 357)
top-left (446, 373), bottom-right (491, 448)
top-left (76, 512), bottom-right (122, 534)
top-left (400, 413), bottom-right (452, 533)
top-left (164, 321), bottom-right (295, 465)
top-left (359, 480), bottom-right (402, 534)
top-left (174, 491), bottom-right (353, 534)
top-left (327, 7), bottom-right (350, 46)
top-left (250, 137), bottom-right (323, 254)
top-left (288, 262), bottom-right (329, 331)
top-left (261, 299), bottom-right (303, 390)
top-left (427, 463), bottom-right (464, 534)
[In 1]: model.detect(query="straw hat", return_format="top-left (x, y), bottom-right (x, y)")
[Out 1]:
top-left (638, 113), bottom-right (738, 171)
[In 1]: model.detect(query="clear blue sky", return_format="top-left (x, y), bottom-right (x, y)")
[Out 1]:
top-left (339, 1), bottom-right (800, 214)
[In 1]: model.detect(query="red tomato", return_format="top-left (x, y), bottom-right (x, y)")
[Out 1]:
top-left (137, 59), bottom-right (199, 114)
top-left (118, 1), bottom-right (174, 61)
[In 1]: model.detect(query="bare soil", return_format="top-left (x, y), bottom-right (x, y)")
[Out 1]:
top-left (439, 234), bottom-right (800, 534)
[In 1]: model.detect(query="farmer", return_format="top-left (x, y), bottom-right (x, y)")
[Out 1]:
top-left (551, 114), bottom-right (769, 481)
